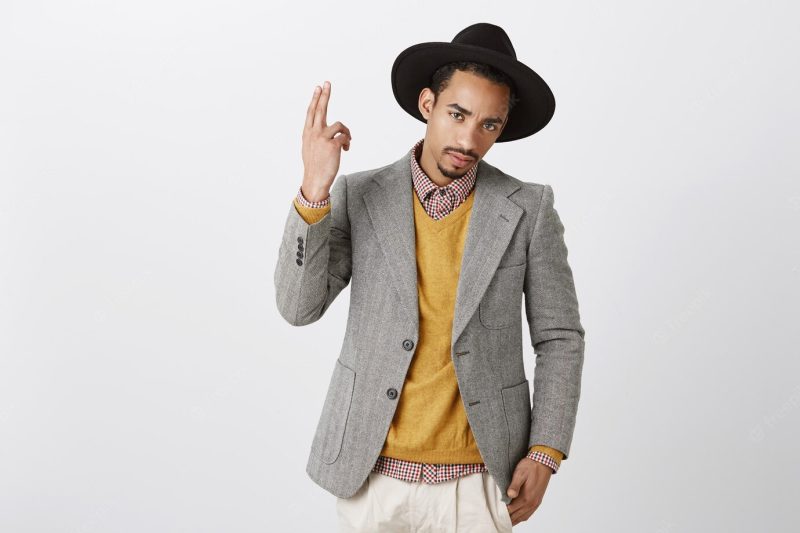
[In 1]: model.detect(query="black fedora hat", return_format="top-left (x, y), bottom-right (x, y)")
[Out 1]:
top-left (391, 22), bottom-right (555, 143)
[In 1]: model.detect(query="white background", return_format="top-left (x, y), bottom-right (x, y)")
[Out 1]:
top-left (1, 1), bottom-right (798, 531)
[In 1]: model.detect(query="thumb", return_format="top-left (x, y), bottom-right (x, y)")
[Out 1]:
top-left (334, 133), bottom-right (351, 151)
top-left (507, 468), bottom-right (526, 498)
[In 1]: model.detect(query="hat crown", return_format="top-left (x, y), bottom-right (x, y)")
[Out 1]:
top-left (451, 23), bottom-right (517, 60)
top-left (391, 22), bottom-right (555, 142)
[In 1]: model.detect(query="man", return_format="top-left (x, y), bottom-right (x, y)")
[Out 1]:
top-left (275, 22), bottom-right (585, 531)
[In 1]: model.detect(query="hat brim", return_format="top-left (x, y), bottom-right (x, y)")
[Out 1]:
top-left (391, 42), bottom-right (555, 142)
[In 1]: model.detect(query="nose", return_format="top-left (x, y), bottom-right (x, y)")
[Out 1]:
top-left (453, 134), bottom-right (479, 159)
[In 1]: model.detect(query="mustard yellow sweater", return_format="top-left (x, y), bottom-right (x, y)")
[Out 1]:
top-left (292, 191), bottom-right (563, 468)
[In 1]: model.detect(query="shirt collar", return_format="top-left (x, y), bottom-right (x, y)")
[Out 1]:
top-left (409, 138), bottom-right (477, 205)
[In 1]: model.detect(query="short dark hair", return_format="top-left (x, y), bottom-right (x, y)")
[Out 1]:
top-left (429, 61), bottom-right (520, 116)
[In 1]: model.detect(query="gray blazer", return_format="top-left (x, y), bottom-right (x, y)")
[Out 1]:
top-left (274, 148), bottom-right (585, 505)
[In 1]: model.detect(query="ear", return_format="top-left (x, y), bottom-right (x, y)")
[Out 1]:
top-left (418, 88), bottom-right (435, 120)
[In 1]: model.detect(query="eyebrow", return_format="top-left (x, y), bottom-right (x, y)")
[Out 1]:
top-left (446, 103), bottom-right (505, 124)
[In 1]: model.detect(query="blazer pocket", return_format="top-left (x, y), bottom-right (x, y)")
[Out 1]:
top-left (311, 358), bottom-right (356, 465)
top-left (479, 263), bottom-right (526, 329)
top-left (501, 379), bottom-right (532, 472)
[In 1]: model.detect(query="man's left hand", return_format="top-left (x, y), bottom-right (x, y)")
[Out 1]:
top-left (505, 457), bottom-right (552, 526)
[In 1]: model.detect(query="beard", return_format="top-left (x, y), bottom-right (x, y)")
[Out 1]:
top-left (436, 158), bottom-right (474, 180)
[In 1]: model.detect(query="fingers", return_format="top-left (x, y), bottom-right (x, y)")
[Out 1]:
top-left (507, 466), bottom-right (527, 499)
top-left (314, 80), bottom-right (331, 129)
top-left (325, 121), bottom-right (351, 139)
top-left (304, 85), bottom-right (322, 133)
top-left (333, 132), bottom-right (351, 151)
top-left (325, 120), bottom-right (352, 151)
top-left (304, 81), bottom-right (350, 152)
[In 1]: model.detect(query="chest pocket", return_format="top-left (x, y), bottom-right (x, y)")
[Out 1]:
top-left (479, 263), bottom-right (526, 329)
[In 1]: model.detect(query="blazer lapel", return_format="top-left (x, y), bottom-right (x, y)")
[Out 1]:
top-left (363, 153), bottom-right (420, 330)
top-left (363, 151), bottom-right (523, 350)
top-left (451, 160), bottom-right (523, 349)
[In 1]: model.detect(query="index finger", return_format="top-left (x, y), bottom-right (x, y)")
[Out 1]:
top-left (305, 85), bottom-right (321, 132)
top-left (314, 80), bottom-right (331, 129)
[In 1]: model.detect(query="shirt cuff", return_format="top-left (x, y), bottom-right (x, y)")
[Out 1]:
top-left (526, 445), bottom-right (564, 474)
top-left (296, 185), bottom-right (330, 208)
top-left (293, 187), bottom-right (331, 225)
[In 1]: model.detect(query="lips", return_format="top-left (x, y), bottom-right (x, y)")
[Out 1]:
top-left (448, 152), bottom-right (472, 167)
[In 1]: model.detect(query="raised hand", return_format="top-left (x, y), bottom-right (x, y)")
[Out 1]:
top-left (300, 81), bottom-right (352, 202)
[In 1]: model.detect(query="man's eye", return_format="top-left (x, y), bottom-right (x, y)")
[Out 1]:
top-left (449, 112), bottom-right (463, 120)
top-left (484, 123), bottom-right (496, 131)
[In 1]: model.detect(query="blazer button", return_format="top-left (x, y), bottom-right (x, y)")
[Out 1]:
top-left (297, 237), bottom-right (303, 243)
top-left (386, 388), bottom-right (398, 400)
top-left (402, 339), bottom-right (414, 351)
top-left (296, 250), bottom-right (304, 258)
top-left (296, 258), bottom-right (303, 266)
top-left (298, 243), bottom-right (304, 251)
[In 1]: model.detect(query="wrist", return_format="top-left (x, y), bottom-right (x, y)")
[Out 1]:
top-left (299, 183), bottom-right (330, 204)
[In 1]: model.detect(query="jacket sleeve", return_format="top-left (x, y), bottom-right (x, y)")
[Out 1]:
top-left (274, 174), bottom-right (352, 326)
top-left (524, 184), bottom-right (586, 460)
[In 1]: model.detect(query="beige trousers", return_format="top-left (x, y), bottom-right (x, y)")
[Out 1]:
top-left (335, 471), bottom-right (514, 532)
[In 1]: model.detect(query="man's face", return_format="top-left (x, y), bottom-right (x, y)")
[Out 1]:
top-left (417, 69), bottom-right (510, 182)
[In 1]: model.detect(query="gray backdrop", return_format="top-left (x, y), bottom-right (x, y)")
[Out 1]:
top-left (1, 1), bottom-right (798, 531)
